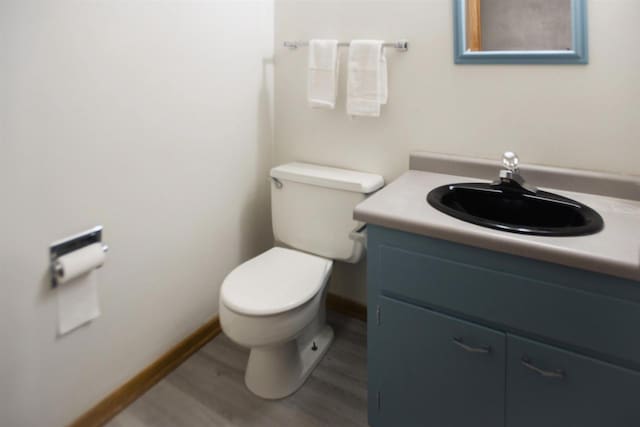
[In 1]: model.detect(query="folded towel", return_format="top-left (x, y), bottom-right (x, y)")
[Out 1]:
top-left (347, 40), bottom-right (388, 117)
top-left (308, 39), bottom-right (339, 109)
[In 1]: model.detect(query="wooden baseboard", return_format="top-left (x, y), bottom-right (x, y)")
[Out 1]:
top-left (69, 316), bottom-right (221, 427)
top-left (327, 292), bottom-right (367, 322)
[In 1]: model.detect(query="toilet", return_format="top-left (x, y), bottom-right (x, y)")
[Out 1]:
top-left (219, 162), bottom-right (384, 399)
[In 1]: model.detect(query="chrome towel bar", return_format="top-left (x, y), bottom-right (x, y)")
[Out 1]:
top-left (283, 40), bottom-right (409, 52)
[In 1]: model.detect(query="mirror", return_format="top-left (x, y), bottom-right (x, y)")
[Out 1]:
top-left (454, 0), bottom-right (588, 64)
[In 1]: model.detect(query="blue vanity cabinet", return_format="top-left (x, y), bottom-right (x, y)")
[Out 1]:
top-left (373, 296), bottom-right (506, 427)
top-left (367, 225), bottom-right (640, 427)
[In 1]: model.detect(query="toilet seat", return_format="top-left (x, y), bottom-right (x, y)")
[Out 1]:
top-left (221, 247), bottom-right (333, 316)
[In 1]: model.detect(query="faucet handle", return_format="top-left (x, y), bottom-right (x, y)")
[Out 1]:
top-left (502, 151), bottom-right (520, 172)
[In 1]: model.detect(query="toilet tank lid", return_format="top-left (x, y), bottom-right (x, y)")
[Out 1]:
top-left (271, 163), bottom-right (384, 194)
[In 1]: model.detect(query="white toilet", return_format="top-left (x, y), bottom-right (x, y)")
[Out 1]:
top-left (219, 162), bottom-right (384, 399)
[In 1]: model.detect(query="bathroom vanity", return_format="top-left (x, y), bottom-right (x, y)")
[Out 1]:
top-left (355, 154), bottom-right (640, 427)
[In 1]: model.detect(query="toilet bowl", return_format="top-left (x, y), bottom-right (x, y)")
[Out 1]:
top-left (220, 247), bottom-right (333, 399)
top-left (219, 162), bottom-right (384, 399)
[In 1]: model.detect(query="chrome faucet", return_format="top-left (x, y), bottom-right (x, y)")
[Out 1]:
top-left (496, 151), bottom-right (538, 193)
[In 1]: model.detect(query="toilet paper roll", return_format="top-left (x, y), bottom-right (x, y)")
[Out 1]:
top-left (56, 243), bottom-right (106, 285)
top-left (56, 242), bottom-right (105, 335)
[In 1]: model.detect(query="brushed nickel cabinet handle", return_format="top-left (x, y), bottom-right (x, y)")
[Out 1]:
top-left (453, 337), bottom-right (491, 354)
top-left (521, 357), bottom-right (565, 379)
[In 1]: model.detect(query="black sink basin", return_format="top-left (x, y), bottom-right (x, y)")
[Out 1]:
top-left (427, 182), bottom-right (604, 236)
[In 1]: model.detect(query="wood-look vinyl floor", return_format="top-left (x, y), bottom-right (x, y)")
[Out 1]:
top-left (108, 311), bottom-right (368, 427)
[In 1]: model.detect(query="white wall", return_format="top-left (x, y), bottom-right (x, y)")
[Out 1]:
top-left (274, 0), bottom-right (640, 302)
top-left (0, 1), bottom-right (273, 426)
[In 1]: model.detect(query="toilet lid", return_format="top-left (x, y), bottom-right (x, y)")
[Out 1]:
top-left (221, 247), bottom-right (333, 316)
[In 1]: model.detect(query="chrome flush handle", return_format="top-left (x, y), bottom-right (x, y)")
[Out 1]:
top-left (270, 177), bottom-right (283, 189)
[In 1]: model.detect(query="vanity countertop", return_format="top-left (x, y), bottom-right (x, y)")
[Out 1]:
top-left (354, 169), bottom-right (640, 282)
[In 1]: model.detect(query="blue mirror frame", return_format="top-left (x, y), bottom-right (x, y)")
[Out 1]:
top-left (454, 0), bottom-right (588, 64)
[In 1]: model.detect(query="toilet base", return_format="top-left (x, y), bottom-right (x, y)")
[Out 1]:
top-left (244, 324), bottom-right (334, 399)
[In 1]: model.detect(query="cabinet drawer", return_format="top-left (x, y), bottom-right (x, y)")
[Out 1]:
top-left (370, 296), bottom-right (505, 427)
top-left (506, 334), bottom-right (640, 427)
top-left (379, 244), bottom-right (640, 366)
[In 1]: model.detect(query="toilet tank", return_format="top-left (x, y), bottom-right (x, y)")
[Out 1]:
top-left (270, 163), bottom-right (384, 263)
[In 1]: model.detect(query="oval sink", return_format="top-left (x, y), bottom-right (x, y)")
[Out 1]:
top-left (427, 182), bottom-right (604, 236)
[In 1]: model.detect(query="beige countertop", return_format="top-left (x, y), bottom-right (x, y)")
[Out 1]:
top-left (354, 169), bottom-right (640, 282)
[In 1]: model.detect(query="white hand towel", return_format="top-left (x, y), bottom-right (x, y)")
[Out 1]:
top-left (347, 40), bottom-right (388, 117)
top-left (308, 39), bottom-right (339, 109)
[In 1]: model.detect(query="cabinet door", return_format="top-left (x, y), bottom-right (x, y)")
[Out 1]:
top-left (371, 297), bottom-right (506, 427)
top-left (507, 334), bottom-right (640, 427)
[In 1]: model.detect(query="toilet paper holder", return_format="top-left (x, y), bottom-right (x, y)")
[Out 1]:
top-left (50, 225), bottom-right (109, 288)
